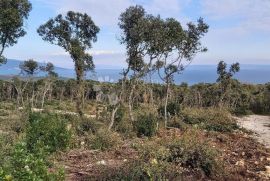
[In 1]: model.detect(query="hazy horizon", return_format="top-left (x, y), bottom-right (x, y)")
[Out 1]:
top-left (2, 0), bottom-right (270, 69)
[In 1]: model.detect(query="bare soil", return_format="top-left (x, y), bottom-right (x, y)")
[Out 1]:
top-left (236, 115), bottom-right (270, 148)
top-left (56, 129), bottom-right (270, 181)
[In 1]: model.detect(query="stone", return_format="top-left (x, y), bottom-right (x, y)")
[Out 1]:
top-left (235, 160), bottom-right (245, 167)
top-left (96, 160), bottom-right (106, 165)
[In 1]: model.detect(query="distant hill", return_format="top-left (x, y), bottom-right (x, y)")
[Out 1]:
top-left (0, 59), bottom-right (269, 85)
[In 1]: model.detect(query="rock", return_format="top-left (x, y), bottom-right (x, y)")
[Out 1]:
top-left (235, 160), bottom-right (245, 167)
top-left (242, 152), bottom-right (245, 156)
top-left (255, 161), bottom-right (259, 165)
top-left (260, 157), bottom-right (265, 161)
top-left (96, 160), bottom-right (106, 165)
top-left (123, 159), bottom-right (128, 162)
top-left (265, 166), bottom-right (270, 174)
top-left (263, 166), bottom-right (270, 178)
top-left (267, 157), bottom-right (270, 161)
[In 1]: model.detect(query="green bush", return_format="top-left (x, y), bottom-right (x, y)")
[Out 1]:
top-left (0, 142), bottom-right (65, 181)
top-left (158, 102), bottom-right (181, 117)
top-left (87, 129), bottom-right (122, 151)
top-left (107, 129), bottom-right (222, 180)
top-left (182, 108), bottom-right (239, 132)
top-left (26, 113), bottom-right (71, 153)
top-left (135, 113), bottom-right (157, 137)
top-left (166, 129), bottom-right (220, 177)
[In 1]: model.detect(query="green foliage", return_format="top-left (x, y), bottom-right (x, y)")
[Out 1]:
top-left (182, 108), bottom-right (239, 132)
top-left (0, 0), bottom-right (32, 58)
top-left (87, 129), bottom-right (122, 151)
top-left (106, 129), bottom-right (222, 180)
top-left (158, 102), bottom-right (181, 117)
top-left (26, 113), bottom-right (71, 153)
top-left (166, 129), bottom-right (220, 177)
top-left (135, 113), bottom-right (157, 137)
top-left (0, 142), bottom-right (65, 181)
top-left (19, 59), bottom-right (39, 76)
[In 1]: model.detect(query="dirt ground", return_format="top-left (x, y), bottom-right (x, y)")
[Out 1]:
top-left (56, 128), bottom-right (270, 181)
top-left (236, 115), bottom-right (270, 148)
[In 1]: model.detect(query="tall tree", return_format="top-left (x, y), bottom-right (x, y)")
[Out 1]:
top-left (152, 18), bottom-right (209, 126)
top-left (37, 11), bottom-right (100, 116)
top-left (119, 5), bottom-right (147, 123)
top-left (0, 0), bottom-right (32, 64)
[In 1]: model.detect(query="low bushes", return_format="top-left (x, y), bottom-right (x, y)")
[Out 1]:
top-left (87, 129), bottom-right (123, 151)
top-left (26, 113), bottom-right (71, 153)
top-left (182, 108), bottom-right (239, 132)
top-left (0, 142), bottom-right (64, 181)
top-left (135, 113), bottom-right (158, 137)
top-left (105, 129), bottom-right (223, 180)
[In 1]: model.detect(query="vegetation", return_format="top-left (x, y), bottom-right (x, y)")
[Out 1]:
top-left (37, 11), bottom-right (100, 116)
top-left (0, 0), bottom-right (32, 64)
top-left (0, 3), bottom-right (269, 181)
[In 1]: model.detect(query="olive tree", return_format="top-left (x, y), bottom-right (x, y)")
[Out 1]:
top-left (37, 11), bottom-right (100, 116)
top-left (0, 0), bottom-right (32, 64)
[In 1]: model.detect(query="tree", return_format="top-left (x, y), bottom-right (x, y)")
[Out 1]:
top-left (119, 6), bottom-right (209, 127)
top-left (0, 0), bottom-right (32, 64)
top-left (217, 61), bottom-right (240, 107)
top-left (39, 62), bottom-right (58, 108)
top-left (119, 5), bottom-right (147, 123)
top-left (37, 11), bottom-right (100, 116)
top-left (19, 59), bottom-right (39, 107)
top-left (150, 18), bottom-right (209, 127)
top-left (19, 59), bottom-right (39, 76)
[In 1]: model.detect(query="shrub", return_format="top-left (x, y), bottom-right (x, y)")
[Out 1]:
top-left (182, 108), bottom-right (239, 132)
top-left (135, 113), bottom-right (158, 137)
top-left (76, 117), bottom-right (102, 135)
top-left (166, 129), bottom-right (221, 177)
top-left (113, 105), bottom-right (134, 137)
top-left (158, 102), bottom-right (181, 117)
top-left (26, 113), bottom-right (71, 153)
top-left (0, 142), bottom-right (65, 181)
top-left (87, 129), bottom-right (122, 151)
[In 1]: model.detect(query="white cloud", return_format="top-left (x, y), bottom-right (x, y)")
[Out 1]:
top-left (36, 0), bottom-right (191, 26)
top-left (201, 0), bottom-right (270, 32)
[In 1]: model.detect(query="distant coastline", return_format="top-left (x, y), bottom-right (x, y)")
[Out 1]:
top-left (0, 59), bottom-right (269, 85)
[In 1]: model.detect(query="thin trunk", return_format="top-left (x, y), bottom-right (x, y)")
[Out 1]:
top-left (75, 64), bottom-right (84, 118)
top-left (164, 82), bottom-right (170, 128)
top-left (128, 83), bottom-right (135, 123)
top-left (109, 105), bottom-right (119, 130)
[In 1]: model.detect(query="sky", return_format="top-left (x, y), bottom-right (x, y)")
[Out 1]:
top-left (4, 0), bottom-right (270, 69)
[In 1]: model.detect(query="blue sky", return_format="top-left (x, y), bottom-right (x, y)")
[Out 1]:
top-left (4, 0), bottom-right (270, 69)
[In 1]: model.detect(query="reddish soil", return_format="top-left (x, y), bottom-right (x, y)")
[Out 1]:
top-left (56, 129), bottom-right (270, 181)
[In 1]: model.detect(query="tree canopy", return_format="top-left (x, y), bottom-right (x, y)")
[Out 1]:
top-left (37, 11), bottom-right (100, 116)
top-left (0, 0), bottom-right (32, 64)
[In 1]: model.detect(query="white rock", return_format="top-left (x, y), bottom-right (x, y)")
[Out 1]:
top-left (96, 160), bottom-right (106, 165)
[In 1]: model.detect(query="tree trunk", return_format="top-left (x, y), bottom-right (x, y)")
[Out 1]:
top-left (109, 105), bottom-right (119, 130)
top-left (128, 83), bottom-right (135, 123)
top-left (75, 64), bottom-right (84, 118)
top-left (164, 82), bottom-right (170, 128)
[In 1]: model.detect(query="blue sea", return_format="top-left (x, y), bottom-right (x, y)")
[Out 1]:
top-left (0, 60), bottom-right (269, 85)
